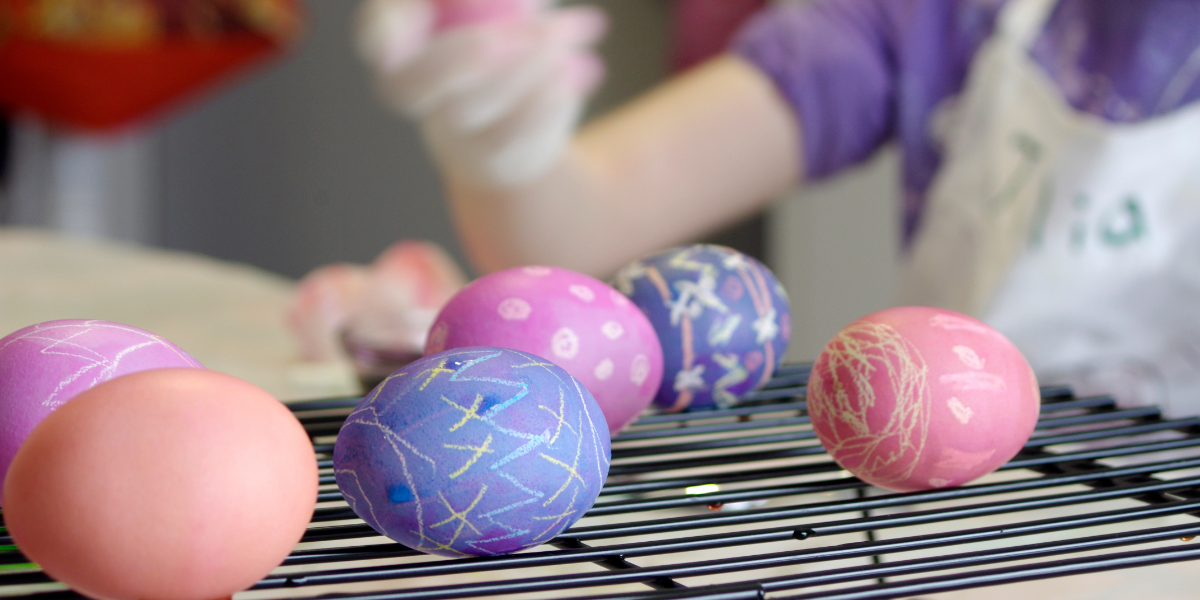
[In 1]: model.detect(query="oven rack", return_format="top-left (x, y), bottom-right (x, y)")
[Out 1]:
top-left (4, 364), bottom-right (1200, 599)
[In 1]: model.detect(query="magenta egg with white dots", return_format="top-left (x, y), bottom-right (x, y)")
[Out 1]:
top-left (425, 266), bottom-right (664, 434)
top-left (807, 307), bottom-right (1040, 492)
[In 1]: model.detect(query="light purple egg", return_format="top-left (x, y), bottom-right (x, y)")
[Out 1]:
top-left (334, 347), bottom-right (611, 557)
top-left (425, 266), bottom-right (664, 434)
top-left (0, 319), bottom-right (203, 502)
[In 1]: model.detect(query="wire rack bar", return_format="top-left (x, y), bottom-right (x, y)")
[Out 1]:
top-left (4, 364), bottom-right (1200, 600)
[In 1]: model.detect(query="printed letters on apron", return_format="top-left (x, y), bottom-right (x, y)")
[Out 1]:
top-left (901, 0), bottom-right (1200, 416)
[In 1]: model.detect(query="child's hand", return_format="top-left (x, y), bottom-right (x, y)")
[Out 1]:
top-left (356, 0), bottom-right (607, 186)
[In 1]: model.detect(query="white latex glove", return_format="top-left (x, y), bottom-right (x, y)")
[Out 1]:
top-left (357, 0), bottom-right (607, 186)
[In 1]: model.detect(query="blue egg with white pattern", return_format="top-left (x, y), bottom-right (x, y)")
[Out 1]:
top-left (613, 244), bottom-right (791, 412)
top-left (333, 347), bottom-right (611, 557)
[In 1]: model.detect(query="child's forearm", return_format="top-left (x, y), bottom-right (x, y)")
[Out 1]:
top-left (443, 54), bottom-right (805, 277)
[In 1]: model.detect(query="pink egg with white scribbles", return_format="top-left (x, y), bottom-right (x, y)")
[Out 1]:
top-left (0, 320), bottom-right (203, 505)
top-left (425, 266), bottom-right (664, 434)
top-left (807, 307), bottom-right (1040, 492)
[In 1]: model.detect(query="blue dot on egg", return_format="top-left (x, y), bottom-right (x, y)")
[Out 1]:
top-left (388, 484), bottom-right (414, 504)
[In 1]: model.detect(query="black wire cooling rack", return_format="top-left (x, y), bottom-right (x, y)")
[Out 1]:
top-left (5, 363), bottom-right (1200, 599)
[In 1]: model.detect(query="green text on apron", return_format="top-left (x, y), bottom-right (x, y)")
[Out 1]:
top-left (901, 0), bottom-right (1200, 417)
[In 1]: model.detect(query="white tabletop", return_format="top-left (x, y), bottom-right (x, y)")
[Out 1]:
top-left (0, 228), bottom-right (360, 401)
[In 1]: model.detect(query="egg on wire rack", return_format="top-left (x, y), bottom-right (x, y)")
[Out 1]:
top-left (613, 244), bottom-right (791, 412)
top-left (334, 347), bottom-right (610, 557)
top-left (806, 306), bottom-right (1041, 492)
top-left (425, 265), bottom-right (663, 434)
top-left (0, 319), bottom-right (203, 504)
top-left (2, 369), bottom-right (318, 600)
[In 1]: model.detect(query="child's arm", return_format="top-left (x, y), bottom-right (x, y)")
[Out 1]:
top-left (359, 0), bottom-right (916, 277)
top-left (444, 53), bottom-right (803, 277)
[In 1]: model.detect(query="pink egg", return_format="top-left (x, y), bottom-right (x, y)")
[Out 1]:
top-left (425, 266), bottom-right (664, 433)
top-left (3, 369), bottom-right (317, 600)
top-left (807, 307), bottom-right (1040, 492)
top-left (0, 319), bottom-right (203, 503)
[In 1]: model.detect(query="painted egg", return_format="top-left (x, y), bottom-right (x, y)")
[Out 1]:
top-left (425, 266), bottom-right (663, 434)
top-left (613, 244), bottom-right (791, 412)
top-left (334, 347), bottom-right (610, 557)
top-left (807, 306), bottom-right (1040, 492)
top-left (2, 369), bottom-right (317, 600)
top-left (434, 0), bottom-right (537, 29)
top-left (0, 319), bottom-right (203, 503)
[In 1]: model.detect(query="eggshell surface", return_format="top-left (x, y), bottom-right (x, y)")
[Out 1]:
top-left (614, 244), bottom-right (791, 412)
top-left (425, 266), bottom-right (663, 433)
top-left (434, 0), bottom-right (539, 29)
top-left (334, 347), bottom-right (610, 557)
top-left (807, 306), bottom-right (1040, 492)
top-left (0, 319), bottom-right (203, 504)
top-left (2, 369), bottom-right (318, 600)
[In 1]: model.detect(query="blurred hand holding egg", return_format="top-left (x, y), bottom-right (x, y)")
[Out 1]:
top-left (0, 319), bottom-right (203, 502)
top-left (2, 369), bottom-right (318, 600)
top-left (425, 266), bottom-right (663, 434)
top-left (356, 0), bottom-right (607, 186)
top-left (614, 245), bottom-right (791, 412)
top-left (334, 347), bottom-right (610, 557)
top-left (807, 306), bottom-right (1040, 492)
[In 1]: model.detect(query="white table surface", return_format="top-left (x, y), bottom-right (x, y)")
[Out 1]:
top-left (0, 228), bottom-right (360, 402)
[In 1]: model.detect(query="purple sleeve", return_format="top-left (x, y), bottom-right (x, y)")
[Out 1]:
top-left (732, 0), bottom-right (1004, 189)
top-left (732, 0), bottom-right (901, 180)
top-left (731, 0), bottom-right (1200, 245)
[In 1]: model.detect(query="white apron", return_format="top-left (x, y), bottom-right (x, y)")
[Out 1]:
top-left (901, 0), bottom-right (1200, 417)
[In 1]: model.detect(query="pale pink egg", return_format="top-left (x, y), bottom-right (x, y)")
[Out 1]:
top-left (807, 306), bottom-right (1040, 492)
top-left (425, 266), bottom-right (664, 433)
top-left (433, 0), bottom-right (540, 30)
top-left (2, 369), bottom-right (317, 600)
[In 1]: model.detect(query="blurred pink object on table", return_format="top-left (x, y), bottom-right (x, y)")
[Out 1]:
top-left (287, 240), bottom-right (467, 387)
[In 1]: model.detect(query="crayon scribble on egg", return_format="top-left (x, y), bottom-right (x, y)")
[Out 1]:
top-left (614, 244), bottom-right (790, 412)
top-left (334, 347), bottom-right (610, 557)
top-left (0, 319), bottom-right (203, 503)
top-left (807, 306), bottom-right (1040, 492)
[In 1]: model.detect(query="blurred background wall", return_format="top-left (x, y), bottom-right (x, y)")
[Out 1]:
top-left (0, 0), bottom-right (900, 362)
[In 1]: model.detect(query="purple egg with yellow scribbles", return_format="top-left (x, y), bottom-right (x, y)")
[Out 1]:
top-left (424, 266), bottom-right (663, 434)
top-left (333, 347), bottom-right (610, 557)
top-left (0, 320), bottom-right (204, 505)
top-left (614, 244), bottom-right (791, 412)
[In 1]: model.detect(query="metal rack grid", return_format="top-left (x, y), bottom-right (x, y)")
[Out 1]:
top-left (5, 363), bottom-right (1200, 599)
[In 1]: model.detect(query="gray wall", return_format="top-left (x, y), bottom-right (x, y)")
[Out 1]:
top-left (156, 0), bottom-right (901, 360)
top-left (5, 0), bottom-right (899, 362)
top-left (769, 150), bottom-right (901, 362)
top-left (160, 0), bottom-right (674, 280)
